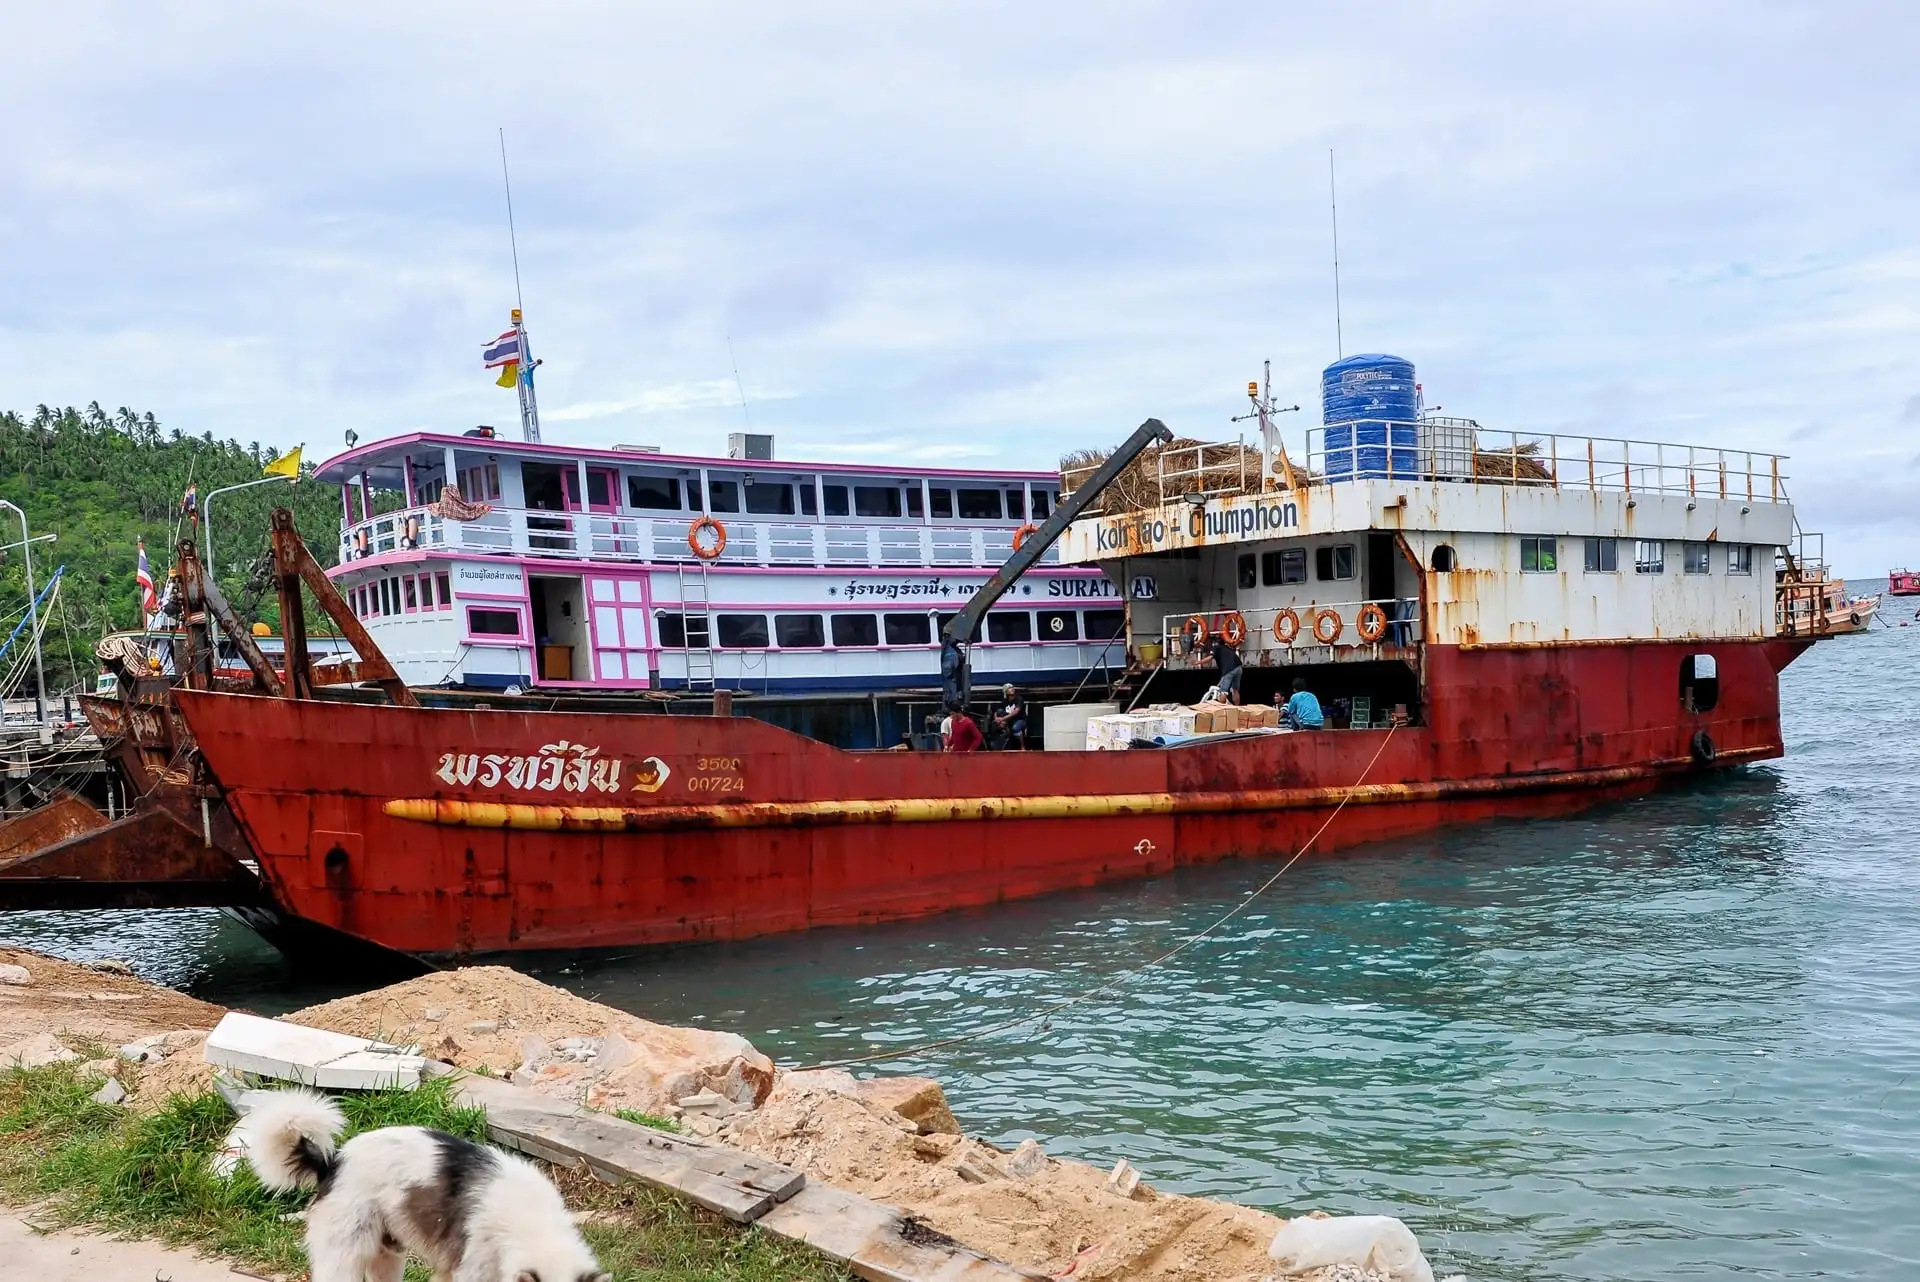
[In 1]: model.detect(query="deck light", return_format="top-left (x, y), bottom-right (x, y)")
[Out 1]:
top-left (1184, 492), bottom-right (1206, 507)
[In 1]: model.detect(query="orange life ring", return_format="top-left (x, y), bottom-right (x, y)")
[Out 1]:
top-left (1012, 522), bottom-right (1041, 551)
top-left (1218, 611), bottom-right (1247, 647)
top-left (688, 515), bottom-right (727, 560)
top-left (403, 516), bottom-right (421, 548)
top-left (1311, 608), bottom-right (1343, 645)
top-left (1356, 602), bottom-right (1388, 643)
top-left (1273, 608), bottom-right (1301, 644)
top-left (352, 528), bottom-right (369, 557)
top-left (1184, 614), bottom-right (1210, 650)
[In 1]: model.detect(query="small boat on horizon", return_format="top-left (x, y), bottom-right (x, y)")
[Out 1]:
top-left (1889, 567), bottom-right (1920, 597)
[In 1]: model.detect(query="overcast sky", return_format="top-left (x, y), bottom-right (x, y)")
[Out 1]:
top-left (4, 2), bottom-right (1914, 573)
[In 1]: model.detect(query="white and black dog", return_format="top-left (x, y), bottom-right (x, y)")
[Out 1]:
top-left (237, 1088), bottom-right (610, 1282)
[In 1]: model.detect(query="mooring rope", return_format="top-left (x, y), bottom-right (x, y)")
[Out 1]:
top-left (794, 722), bottom-right (1401, 1071)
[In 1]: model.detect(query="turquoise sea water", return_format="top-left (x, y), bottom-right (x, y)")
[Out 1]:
top-left (6, 610), bottom-right (1917, 1280)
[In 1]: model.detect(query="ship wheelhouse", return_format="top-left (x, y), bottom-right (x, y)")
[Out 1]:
top-left (313, 432), bottom-right (1125, 722)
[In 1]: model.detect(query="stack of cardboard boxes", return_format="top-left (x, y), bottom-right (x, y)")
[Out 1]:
top-left (1085, 701), bottom-right (1278, 749)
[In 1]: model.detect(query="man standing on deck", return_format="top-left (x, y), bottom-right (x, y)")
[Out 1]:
top-left (945, 703), bottom-right (984, 752)
top-left (1209, 636), bottom-right (1243, 705)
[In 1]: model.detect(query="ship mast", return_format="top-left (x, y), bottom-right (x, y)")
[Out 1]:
top-left (499, 130), bottom-right (542, 443)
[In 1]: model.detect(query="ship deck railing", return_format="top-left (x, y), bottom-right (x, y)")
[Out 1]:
top-left (1159, 597), bottom-right (1422, 665)
top-left (1064, 422), bottom-right (1791, 509)
top-left (339, 505), bottom-right (1063, 571)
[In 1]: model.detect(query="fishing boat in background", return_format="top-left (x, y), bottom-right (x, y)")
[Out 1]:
top-left (1889, 568), bottom-right (1920, 597)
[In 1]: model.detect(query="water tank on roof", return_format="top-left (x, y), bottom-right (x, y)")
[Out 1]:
top-left (1322, 354), bottom-right (1418, 481)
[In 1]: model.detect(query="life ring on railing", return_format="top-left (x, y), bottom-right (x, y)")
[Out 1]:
top-left (1183, 614), bottom-right (1210, 651)
top-left (1273, 608), bottom-right (1301, 645)
top-left (688, 515), bottom-right (727, 560)
top-left (1218, 611), bottom-right (1247, 647)
top-left (1356, 602), bottom-right (1388, 643)
top-left (352, 528), bottom-right (369, 558)
top-left (1311, 608), bottom-right (1343, 645)
top-left (1012, 522), bottom-right (1041, 552)
top-left (403, 516), bottom-right (421, 549)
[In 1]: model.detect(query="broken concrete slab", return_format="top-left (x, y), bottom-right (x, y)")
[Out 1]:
top-left (203, 1011), bottom-right (424, 1090)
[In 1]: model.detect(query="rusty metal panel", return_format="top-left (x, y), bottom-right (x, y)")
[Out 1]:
top-left (0, 807), bottom-right (263, 910)
top-left (0, 795), bottom-right (109, 871)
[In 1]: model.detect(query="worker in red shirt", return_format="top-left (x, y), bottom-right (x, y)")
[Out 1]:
top-left (945, 704), bottom-right (984, 752)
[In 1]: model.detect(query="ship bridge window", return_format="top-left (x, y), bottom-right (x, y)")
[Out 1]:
top-left (627, 475), bottom-right (683, 511)
top-left (884, 613), bottom-right (933, 645)
top-left (906, 486), bottom-right (924, 518)
top-left (823, 484), bottom-right (850, 517)
top-left (774, 614), bottom-right (824, 648)
top-left (467, 607), bottom-right (521, 638)
top-left (986, 612), bottom-right (1032, 643)
top-left (957, 488), bottom-right (1003, 520)
top-left (832, 613), bottom-right (879, 647)
top-left (1521, 536), bottom-right (1558, 573)
top-left (929, 487), bottom-right (954, 518)
top-left (1084, 608), bottom-right (1125, 640)
top-left (1680, 653), bottom-right (1719, 713)
top-left (1727, 545), bottom-right (1754, 575)
top-left (521, 463), bottom-right (566, 512)
top-left (1032, 489), bottom-right (1051, 519)
top-left (1315, 544), bottom-right (1356, 581)
top-left (1431, 544), bottom-right (1457, 573)
top-left (799, 482), bottom-right (818, 516)
top-left (716, 614), bottom-right (768, 648)
top-left (854, 486), bottom-right (902, 518)
top-left (1682, 542), bottom-right (1711, 574)
top-left (1583, 538), bottom-right (1616, 573)
top-left (745, 480), bottom-right (796, 515)
top-left (1005, 489), bottom-right (1026, 520)
top-left (708, 479), bottom-right (741, 513)
top-left (1635, 540), bottom-right (1665, 574)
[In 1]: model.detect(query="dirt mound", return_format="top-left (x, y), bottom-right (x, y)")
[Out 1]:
top-left (0, 947), bottom-right (224, 1050)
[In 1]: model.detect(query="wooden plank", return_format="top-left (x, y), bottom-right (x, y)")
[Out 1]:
top-left (758, 1183), bottom-right (1037, 1282)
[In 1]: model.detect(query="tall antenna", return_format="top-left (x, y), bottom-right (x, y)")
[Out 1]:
top-left (1329, 148), bottom-right (1344, 358)
top-left (727, 335), bottom-right (753, 431)
top-left (498, 128), bottom-right (541, 442)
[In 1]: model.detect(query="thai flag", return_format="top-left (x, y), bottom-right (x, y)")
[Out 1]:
top-left (482, 329), bottom-right (522, 369)
top-left (136, 542), bottom-right (158, 614)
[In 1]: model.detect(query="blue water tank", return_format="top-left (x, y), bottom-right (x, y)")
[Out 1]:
top-left (1322, 353), bottom-right (1418, 480)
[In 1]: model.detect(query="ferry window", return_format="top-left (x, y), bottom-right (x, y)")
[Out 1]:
top-left (823, 485), bottom-right (850, 517)
top-left (627, 475), bottom-right (682, 510)
top-left (380, 578), bottom-right (394, 615)
top-left (1315, 544), bottom-right (1356, 581)
top-left (521, 463), bottom-right (566, 511)
top-left (655, 613), bottom-right (686, 647)
top-left (435, 573), bottom-right (451, 608)
top-left (775, 614), bottom-right (825, 648)
top-left (686, 477), bottom-right (702, 510)
top-left (1431, 544), bottom-right (1458, 573)
top-left (586, 471), bottom-right (614, 508)
top-left (468, 607), bottom-right (520, 637)
top-left (1635, 540), bottom-right (1665, 574)
top-left (1260, 551), bottom-right (1282, 585)
top-left (1038, 609), bottom-right (1078, 641)
top-left (1237, 554), bottom-right (1257, 589)
top-left (1084, 609), bottom-right (1125, 640)
top-left (936, 612), bottom-right (982, 643)
top-left (832, 613), bottom-right (879, 647)
top-left (986, 612), bottom-right (1032, 643)
top-left (1682, 542), bottom-right (1711, 574)
top-left (403, 578), bottom-right (418, 611)
top-left (459, 464), bottom-right (501, 501)
top-left (957, 488), bottom-right (1003, 520)
top-left (716, 614), bottom-right (768, 648)
top-left (883, 613), bottom-right (932, 645)
top-left (1032, 489), bottom-right (1051, 520)
top-left (1005, 489), bottom-right (1026, 520)
top-left (929, 487), bottom-right (954, 518)
top-left (1521, 536), bottom-right (1557, 573)
top-left (708, 479), bottom-right (741, 513)
top-left (798, 481), bottom-right (818, 516)
top-left (853, 486), bottom-right (902, 518)
top-left (1583, 538), bottom-right (1617, 573)
top-left (1280, 549), bottom-right (1308, 583)
top-left (1727, 545), bottom-right (1754, 575)
top-left (745, 481), bottom-right (796, 516)
top-left (1680, 653), bottom-right (1719, 713)
top-left (906, 486), bottom-right (924, 518)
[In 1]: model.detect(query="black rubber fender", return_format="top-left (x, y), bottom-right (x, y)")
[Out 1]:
top-left (1690, 729), bottom-right (1716, 765)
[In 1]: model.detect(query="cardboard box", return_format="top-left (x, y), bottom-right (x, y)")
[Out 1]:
top-left (1241, 704), bottom-right (1279, 729)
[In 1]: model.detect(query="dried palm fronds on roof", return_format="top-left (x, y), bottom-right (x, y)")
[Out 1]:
top-left (1059, 438), bottom-right (1271, 515)
top-left (1473, 440), bottom-right (1556, 484)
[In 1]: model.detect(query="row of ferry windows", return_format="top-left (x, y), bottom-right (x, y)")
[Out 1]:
top-left (1507, 538), bottom-right (1755, 575)
top-left (352, 572), bottom-right (454, 618)
top-left (655, 608), bottom-right (1126, 649)
top-left (464, 467), bottom-right (1056, 522)
top-left (1234, 545), bottom-right (1357, 590)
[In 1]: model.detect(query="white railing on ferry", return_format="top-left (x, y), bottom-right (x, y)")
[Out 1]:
top-left (1161, 598), bottom-right (1421, 660)
top-left (340, 506), bottom-right (1059, 570)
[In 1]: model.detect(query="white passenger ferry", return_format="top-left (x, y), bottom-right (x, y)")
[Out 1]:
top-left (315, 429), bottom-right (1125, 740)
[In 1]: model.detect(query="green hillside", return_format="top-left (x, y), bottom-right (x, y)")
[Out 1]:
top-left (0, 404), bottom-right (343, 696)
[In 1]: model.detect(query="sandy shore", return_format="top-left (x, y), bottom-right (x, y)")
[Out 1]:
top-left (0, 1209), bottom-right (257, 1282)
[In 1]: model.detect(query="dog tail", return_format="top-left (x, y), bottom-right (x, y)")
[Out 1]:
top-left (235, 1087), bottom-right (346, 1192)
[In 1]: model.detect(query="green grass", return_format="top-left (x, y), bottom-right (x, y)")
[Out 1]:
top-left (613, 1107), bottom-right (682, 1133)
top-left (0, 1063), bottom-right (848, 1282)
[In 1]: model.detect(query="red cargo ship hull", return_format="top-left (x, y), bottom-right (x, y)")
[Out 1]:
top-left (174, 639), bottom-right (1807, 959)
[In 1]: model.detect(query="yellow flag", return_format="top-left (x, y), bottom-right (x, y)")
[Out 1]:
top-left (496, 361), bottom-right (520, 389)
top-left (263, 445), bottom-right (303, 479)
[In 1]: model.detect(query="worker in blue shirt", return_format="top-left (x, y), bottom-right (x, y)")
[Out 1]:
top-left (1281, 677), bottom-right (1324, 730)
